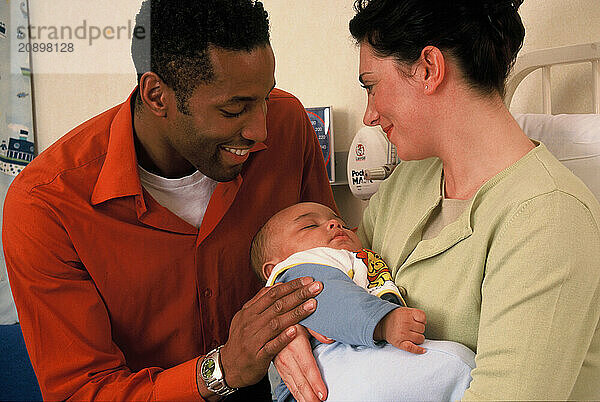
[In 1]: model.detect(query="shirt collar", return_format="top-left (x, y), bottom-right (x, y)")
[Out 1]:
top-left (91, 87), bottom-right (268, 207)
top-left (91, 88), bottom-right (142, 206)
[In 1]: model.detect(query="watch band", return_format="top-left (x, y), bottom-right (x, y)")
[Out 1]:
top-left (200, 345), bottom-right (238, 397)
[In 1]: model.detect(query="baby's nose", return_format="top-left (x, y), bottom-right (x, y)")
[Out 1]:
top-left (329, 220), bottom-right (341, 229)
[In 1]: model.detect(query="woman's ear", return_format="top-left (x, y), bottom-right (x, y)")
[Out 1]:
top-left (419, 45), bottom-right (446, 94)
top-left (138, 72), bottom-right (171, 118)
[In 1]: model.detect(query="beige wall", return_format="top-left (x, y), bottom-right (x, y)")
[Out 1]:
top-left (30, 0), bottom-right (600, 225)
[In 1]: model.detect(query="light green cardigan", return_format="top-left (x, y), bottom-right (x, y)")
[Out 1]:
top-left (358, 143), bottom-right (600, 400)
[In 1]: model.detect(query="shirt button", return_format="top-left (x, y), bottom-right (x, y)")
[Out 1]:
top-left (398, 286), bottom-right (408, 298)
top-left (203, 288), bottom-right (213, 298)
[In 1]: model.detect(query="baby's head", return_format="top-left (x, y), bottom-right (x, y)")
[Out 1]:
top-left (250, 202), bottom-right (362, 282)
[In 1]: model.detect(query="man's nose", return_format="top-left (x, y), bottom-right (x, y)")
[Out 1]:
top-left (242, 102), bottom-right (268, 143)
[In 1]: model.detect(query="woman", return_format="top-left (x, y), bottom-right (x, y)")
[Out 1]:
top-left (274, 0), bottom-right (600, 400)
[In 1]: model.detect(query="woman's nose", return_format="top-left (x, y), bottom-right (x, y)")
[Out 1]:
top-left (363, 96), bottom-right (380, 126)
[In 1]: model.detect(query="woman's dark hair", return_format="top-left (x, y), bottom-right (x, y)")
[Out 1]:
top-left (131, 0), bottom-right (270, 113)
top-left (349, 0), bottom-right (525, 96)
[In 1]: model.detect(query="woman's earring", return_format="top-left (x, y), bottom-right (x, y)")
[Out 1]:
top-left (425, 85), bottom-right (429, 90)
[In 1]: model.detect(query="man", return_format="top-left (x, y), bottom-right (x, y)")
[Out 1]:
top-left (2, 0), bottom-right (336, 400)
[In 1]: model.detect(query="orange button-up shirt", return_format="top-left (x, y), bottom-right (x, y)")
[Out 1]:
top-left (3, 88), bottom-right (336, 401)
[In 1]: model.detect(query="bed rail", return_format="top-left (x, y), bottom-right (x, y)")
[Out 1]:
top-left (505, 42), bottom-right (600, 113)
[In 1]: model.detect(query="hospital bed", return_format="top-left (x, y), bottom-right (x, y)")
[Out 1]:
top-left (506, 41), bottom-right (600, 201)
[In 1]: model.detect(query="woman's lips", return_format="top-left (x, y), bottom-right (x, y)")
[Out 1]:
top-left (383, 125), bottom-right (393, 139)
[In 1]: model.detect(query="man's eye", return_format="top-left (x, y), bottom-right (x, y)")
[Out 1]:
top-left (342, 225), bottom-right (352, 230)
top-left (221, 107), bottom-right (247, 118)
top-left (301, 224), bottom-right (318, 230)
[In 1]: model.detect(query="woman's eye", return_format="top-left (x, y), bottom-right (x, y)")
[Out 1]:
top-left (361, 84), bottom-right (374, 94)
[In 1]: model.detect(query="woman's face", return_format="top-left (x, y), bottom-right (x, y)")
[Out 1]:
top-left (358, 42), bottom-right (431, 160)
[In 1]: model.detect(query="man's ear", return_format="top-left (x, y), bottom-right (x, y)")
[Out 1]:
top-left (262, 262), bottom-right (276, 282)
top-left (418, 45), bottom-right (446, 94)
top-left (138, 72), bottom-right (171, 118)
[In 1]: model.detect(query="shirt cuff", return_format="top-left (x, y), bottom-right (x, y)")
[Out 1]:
top-left (154, 357), bottom-right (203, 401)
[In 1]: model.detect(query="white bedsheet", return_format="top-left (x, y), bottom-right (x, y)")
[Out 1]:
top-left (515, 113), bottom-right (600, 201)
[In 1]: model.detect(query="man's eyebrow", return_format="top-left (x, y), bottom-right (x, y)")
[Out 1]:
top-left (222, 82), bottom-right (276, 105)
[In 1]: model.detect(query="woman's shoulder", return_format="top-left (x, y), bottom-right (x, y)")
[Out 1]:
top-left (486, 144), bottom-right (599, 216)
top-left (474, 143), bottom-right (600, 235)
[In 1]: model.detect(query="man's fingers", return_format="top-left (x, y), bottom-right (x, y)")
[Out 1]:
top-left (259, 299), bottom-right (318, 355)
top-left (251, 277), bottom-right (321, 314)
top-left (260, 325), bottom-right (300, 360)
top-left (268, 283), bottom-right (322, 318)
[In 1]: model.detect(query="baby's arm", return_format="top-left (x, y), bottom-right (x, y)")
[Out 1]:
top-left (274, 263), bottom-right (425, 352)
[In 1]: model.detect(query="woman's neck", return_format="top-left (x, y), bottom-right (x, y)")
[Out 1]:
top-left (434, 93), bottom-right (535, 200)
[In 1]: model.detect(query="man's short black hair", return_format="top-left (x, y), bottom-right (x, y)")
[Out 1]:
top-left (131, 0), bottom-right (270, 113)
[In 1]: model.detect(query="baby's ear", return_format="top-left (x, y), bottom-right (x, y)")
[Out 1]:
top-left (262, 262), bottom-right (275, 281)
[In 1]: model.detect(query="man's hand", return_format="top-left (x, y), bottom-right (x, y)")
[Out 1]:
top-left (218, 277), bottom-right (322, 389)
top-left (274, 326), bottom-right (327, 402)
top-left (374, 307), bottom-right (427, 354)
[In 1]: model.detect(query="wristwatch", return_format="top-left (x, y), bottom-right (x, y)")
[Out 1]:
top-left (200, 345), bottom-right (238, 397)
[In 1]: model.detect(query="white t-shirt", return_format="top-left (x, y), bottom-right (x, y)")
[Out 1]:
top-left (138, 165), bottom-right (217, 228)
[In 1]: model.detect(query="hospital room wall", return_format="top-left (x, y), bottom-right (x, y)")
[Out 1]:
top-left (29, 0), bottom-right (600, 226)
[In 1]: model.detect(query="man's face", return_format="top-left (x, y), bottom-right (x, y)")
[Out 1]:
top-left (269, 202), bottom-right (362, 262)
top-left (165, 45), bottom-right (276, 182)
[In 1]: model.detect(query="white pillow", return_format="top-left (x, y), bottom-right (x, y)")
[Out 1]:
top-left (514, 113), bottom-right (600, 201)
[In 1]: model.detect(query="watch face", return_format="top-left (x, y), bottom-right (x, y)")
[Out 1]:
top-left (201, 358), bottom-right (216, 380)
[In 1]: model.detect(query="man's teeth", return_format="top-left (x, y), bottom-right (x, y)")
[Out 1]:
top-left (223, 147), bottom-right (249, 156)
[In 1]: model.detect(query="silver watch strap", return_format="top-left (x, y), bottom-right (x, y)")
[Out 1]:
top-left (203, 346), bottom-right (238, 397)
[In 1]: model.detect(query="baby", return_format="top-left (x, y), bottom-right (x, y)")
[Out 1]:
top-left (251, 202), bottom-right (475, 402)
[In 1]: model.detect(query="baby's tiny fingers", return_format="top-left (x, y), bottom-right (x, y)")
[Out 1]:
top-left (411, 332), bottom-right (425, 345)
top-left (410, 321), bottom-right (426, 334)
top-left (400, 340), bottom-right (426, 355)
top-left (411, 309), bottom-right (427, 324)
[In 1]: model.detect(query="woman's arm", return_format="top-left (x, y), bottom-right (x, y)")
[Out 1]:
top-left (464, 191), bottom-right (600, 400)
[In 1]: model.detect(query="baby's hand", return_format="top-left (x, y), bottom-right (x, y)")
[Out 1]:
top-left (374, 308), bottom-right (427, 354)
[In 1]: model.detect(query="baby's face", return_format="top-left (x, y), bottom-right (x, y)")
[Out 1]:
top-left (269, 202), bottom-right (362, 261)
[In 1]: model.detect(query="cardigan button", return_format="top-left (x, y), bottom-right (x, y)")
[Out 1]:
top-left (398, 286), bottom-right (407, 298)
top-left (203, 288), bottom-right (213, 298)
